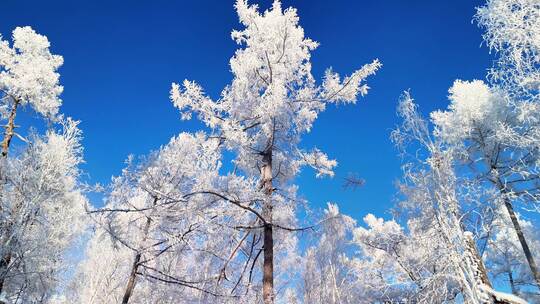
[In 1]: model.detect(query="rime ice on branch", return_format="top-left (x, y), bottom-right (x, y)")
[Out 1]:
top-left (170, 1), bottom-right (380, 303)
top-left (0, 27), bottom-right (86, 303)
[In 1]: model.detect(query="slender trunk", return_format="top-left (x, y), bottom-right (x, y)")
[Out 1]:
top-left (503, 198), bottom-right (540, 288)
top-left (492, 177), bottom-right (540, 288)
top-left (261, 151), bottom-right (274, 304)
top-left (122, 251), bottom-right (144, 304)
top-left (122, 198), bottom-right (156, 304)
top-left (1, 98), bottom-right (19, 158)
top-left (0, 99), bottom-right (19, 296)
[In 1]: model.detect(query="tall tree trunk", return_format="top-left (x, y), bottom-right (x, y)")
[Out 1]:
top-left (261, 151), bottom-right (274, 304)
top-left (122, 251), bottom-right (144, 304)
top-left (0, 98), bottom-right (20, 296)
top-left (493, 178), bottom-right (540, 288)
top-left (502, 196), bottom-right (540, 288)
top-left (122, 197), bottom-right (156, 304)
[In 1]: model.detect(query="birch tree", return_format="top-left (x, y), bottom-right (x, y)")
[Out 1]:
top-left (170, 1), bottom-right (380, 302)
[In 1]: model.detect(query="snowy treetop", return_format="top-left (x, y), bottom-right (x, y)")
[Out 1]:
top-left (0, 26), bottom-right (64, 119)
top-left (171, 0), bottom-right (380, 182)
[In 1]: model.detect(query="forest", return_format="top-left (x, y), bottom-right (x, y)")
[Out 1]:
top-left (0, 0), bottom-right (539, 303)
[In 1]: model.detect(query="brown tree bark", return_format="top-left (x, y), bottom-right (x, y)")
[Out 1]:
top-left (1, 98), bottom-right (19, 158)
top-left (261, 151), bottom-right (274, 304)
top-left (0, 99), bottom-right (20, 296)
top-left (122, 250), bottom-right (144, 304)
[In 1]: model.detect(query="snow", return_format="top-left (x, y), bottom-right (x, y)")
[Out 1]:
top-left (480, 284), bottom-right (528, 304)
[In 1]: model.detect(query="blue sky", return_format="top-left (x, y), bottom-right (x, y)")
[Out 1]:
top-left (1, 0), bottom-right (491, 220)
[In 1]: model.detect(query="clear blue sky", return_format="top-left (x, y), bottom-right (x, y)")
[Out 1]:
top-left (1, 0), bottom-right (491, 220)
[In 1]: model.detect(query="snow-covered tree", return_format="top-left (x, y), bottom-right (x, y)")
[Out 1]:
top-left (353, 211), bottom-right (467, 303)
top-left (73, 131), bottom-right (299, 303)
top-left (431, 79), bottom-right (540, 288)
top-left (476, 0), bottom-right (540, 100)
top-left (0, 26), bottom-right (63, 158)
top-left (299, 203), bottom-right (360, 304)
top-left (297, 93), bottom-right (516, 304)
top-left (472, 0), bottom-right (540, 289)
top-left (485, 209), bottom-right (540, 301)
top-left (72, 133), bottom-right (226, 303)
top-left (383, 92), bottom-right (490, 303)
top-left (0, 119), bottom-right (87, 303)
top-left (170, 1), bottom-right (380, 302)
top-left (0, 27), bottom-right (86, 303)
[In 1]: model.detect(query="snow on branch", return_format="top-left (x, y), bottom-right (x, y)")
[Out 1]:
top-left (0, 26), bottom-right (64, 119)
top-left (322, 59), bottom-right (382, 104)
